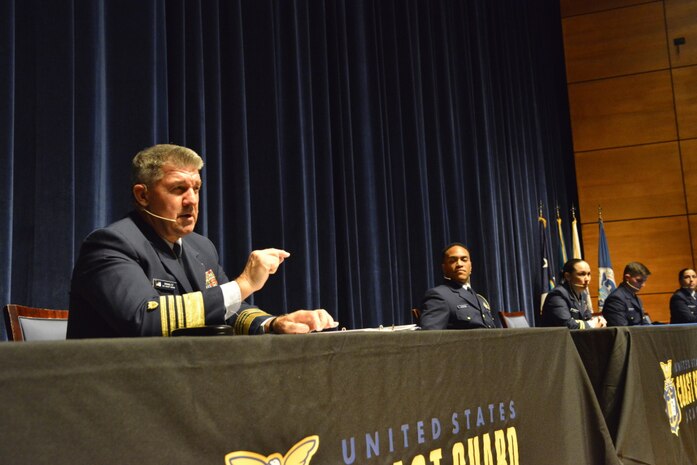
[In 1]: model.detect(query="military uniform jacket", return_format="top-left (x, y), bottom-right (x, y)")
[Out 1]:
top-left (419, 279), bottom-right (499, 330)
top-left (68, 211), bottom-right (268, 338)
top-left (670, 288), bottom-right (697, 324)
top-left (541, 282), bottom-right (593, 329)
top-left (602, 283), bottom-right (650, 327)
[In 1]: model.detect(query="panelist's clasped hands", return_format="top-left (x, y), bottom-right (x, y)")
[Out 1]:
top-left (590, 315), bottom-right (607, 328)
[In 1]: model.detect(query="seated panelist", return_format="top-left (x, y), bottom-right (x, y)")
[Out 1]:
top-left (603, 262), bottom-right (651, 327)
top-left (68, 144), bottom-right (337, 338)
top-left (541, 259), bottom-right (606, 329)
top-left (669, 268), bottom-right (697, 324)
top-left (418, 243), bottom-right (499, 330)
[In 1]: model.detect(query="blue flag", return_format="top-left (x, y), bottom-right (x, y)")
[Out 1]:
top-left (539, 214), bottom-right (555, 313)
top-left (556, 214), bottom-right (568, 279)
top-left (598, 218), bottom-right (616, 309)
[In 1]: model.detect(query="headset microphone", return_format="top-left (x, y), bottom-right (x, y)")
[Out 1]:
top-left (142, 208), bottom-right (178, 223)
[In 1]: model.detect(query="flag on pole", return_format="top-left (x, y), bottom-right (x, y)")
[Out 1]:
top-left (570, 206), bottom-right (593, 310)
top-left (539, 209), bottom-right (555, 313)
top-left (598, 213), bottom-right (616, 309)
top-left (556, 206), bottom-right (568, 277)
top-left (571, 207), bottom-right (582, 259)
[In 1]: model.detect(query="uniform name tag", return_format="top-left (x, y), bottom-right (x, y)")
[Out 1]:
top-left (153, 279), bottom-right (177, 291)
top-left (457, 304), bottom-right (469, 309)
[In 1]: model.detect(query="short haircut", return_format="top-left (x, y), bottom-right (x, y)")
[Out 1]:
top-left (131, 144), bottom-right (204, 186)
top-left (563, 258), bottom-right (585, 275)
top-left (441, 242), bottom-right (469, 262)
top-left (623, 261), bottom-right (651, 278)
top-left (678, 268), bottom-right (695, 281)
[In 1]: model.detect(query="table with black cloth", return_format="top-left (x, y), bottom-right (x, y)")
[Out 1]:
top-left (0, 329), bottom-right (619, 465)
top-left (572, 325), bottom-right (697, 465)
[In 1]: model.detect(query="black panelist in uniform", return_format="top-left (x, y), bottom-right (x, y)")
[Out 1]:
top-left (418, 243), bottom-right (499, 330)
top-left (602, 262), bottom-right (651, 327)
top-left (68, 144), bottom-right (336, 338)
top-left (541, 259), bottom-right (606, 329)
top-left (670, 268), bottom-right (697, 324)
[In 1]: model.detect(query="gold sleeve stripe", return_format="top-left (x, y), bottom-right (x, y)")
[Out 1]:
top-left (158, 292), bottom-right (205, 336)
top-left (577, 320), bottom-right (586, 330)
top-left (182, 292), bottom-right (205, 328)
top-left (159, 295), bottom-right (171, 337)
top-left (175, 295), bottom-right (184, 329)
top-left (234, 308), bottom-right (271, 335)
top-left (167, 295), bottom-right (177, 335)
top-left (477, 294), bottom-right (491, 310)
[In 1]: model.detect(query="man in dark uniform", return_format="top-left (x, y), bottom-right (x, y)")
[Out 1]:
top-left (541, 259), bottom-right (606, 329)
top-left (418, 243), bottom-right (499, 330)
top-left (68, 144), bottom-right (336, 338)
top-left (602, 261), bottom-right (651, 327)
top-left (670, 268), bottom-right (697, 324)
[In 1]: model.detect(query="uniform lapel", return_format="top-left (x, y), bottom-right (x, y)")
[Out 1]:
top-left (181, 241), bottom-right (206, 291)
top-left (156, 246), bottom-right (194, 293)
top-left (130, 211), bottom-right (195, 293)
top-left (455, 285), bottom-right (481, 310)
top-left (626, 286), bottom-right (644, 316)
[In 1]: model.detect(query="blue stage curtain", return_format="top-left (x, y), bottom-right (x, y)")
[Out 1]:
top-left (0, 0), bottom-right (577, 339)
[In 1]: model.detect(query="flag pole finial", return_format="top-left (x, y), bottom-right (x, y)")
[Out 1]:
top-left (598, 205), bottom-right (603, 221)
top-left (556, 205), bottom-right (561, 219)
top-left (538, 201), bottom-right (543, 218)
top-left (571, 205), bottom-right (577, 221)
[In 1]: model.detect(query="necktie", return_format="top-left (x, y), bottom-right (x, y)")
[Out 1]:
top-left (173, 242), bottom-right (182, 261)
top-left (465, 285), bottom-right (480, 307)
top-left (172, 242), bottom-right (196, 290)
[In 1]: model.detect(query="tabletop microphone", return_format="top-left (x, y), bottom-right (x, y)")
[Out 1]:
top-left (142, 208), bottom-right (178, 223)
top-left (625, 281), bottom-right (641, 292)
top-left (571, 283), bottom-right (587, 288)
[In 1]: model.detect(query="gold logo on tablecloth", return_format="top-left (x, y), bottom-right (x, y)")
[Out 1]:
top-left (226, 435), bottom-right (319, 465)
top-left (660, 360), bottom-right (682, 437)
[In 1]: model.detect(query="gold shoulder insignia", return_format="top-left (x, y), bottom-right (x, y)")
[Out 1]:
top-left (147, 301), bottom-right (159, 311)
top-left (477, 294), bottom-right (491, 310)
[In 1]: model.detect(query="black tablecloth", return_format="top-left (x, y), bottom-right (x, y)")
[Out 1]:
top-left (0, 328), bottom-right (618, 464)
top-left (572, 325), bottom-right (697, 465)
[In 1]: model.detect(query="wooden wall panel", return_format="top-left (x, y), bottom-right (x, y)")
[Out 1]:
top-left (568, 71), bottom-right (676, 152)
top-left (681, 139), bottom-right (697, 213)
top-left (689, 214), bottom-right (697, 264)
top-left (580, 216), bottom-right (692, 296)
top-left (576, 142), bottom-right (685, 222)
top-left (673, 65), bottom-right (697, 139)
top-left (561, 0), bottom-right (654, 18)
top-left (666, 0), bottom-right (697, 67)
top-left (563, 2), bottom-right (668, 83)
top-left (563, 0), bottom-right (697, 324)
